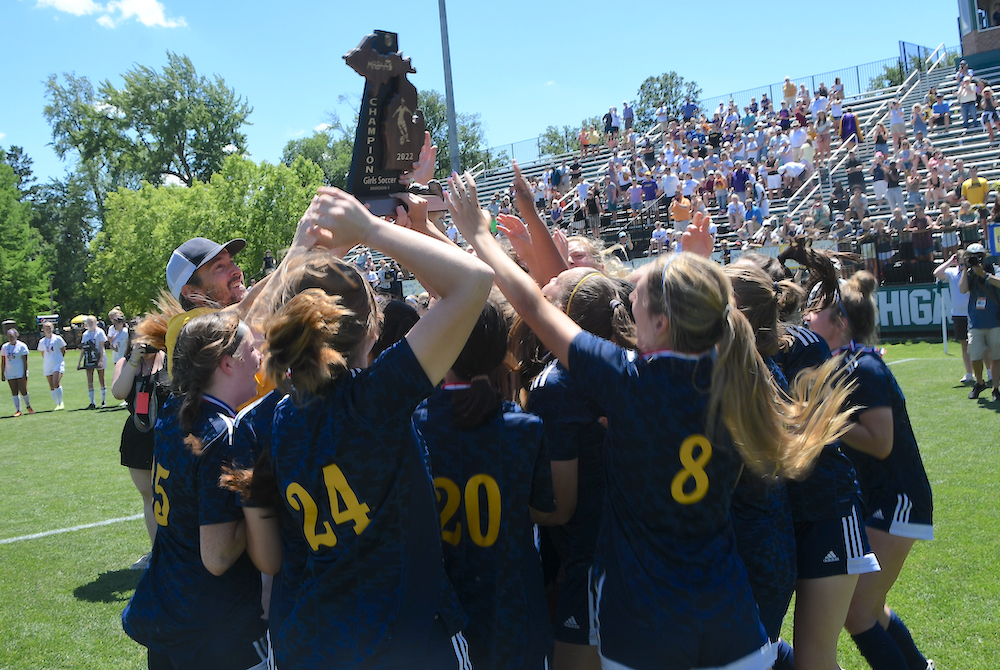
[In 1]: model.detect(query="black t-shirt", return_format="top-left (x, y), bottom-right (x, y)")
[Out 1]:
top-left (570, 162), bottom-right (582, 178)
top-left (846, 159), bottom-right (865, 187)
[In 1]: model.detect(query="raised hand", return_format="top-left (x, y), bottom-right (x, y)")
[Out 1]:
top-left (552, 228), bottom-right (570, 263)
top-left (400, 131), bottom-right (437, 186)
top-left (511, 161), bottom-right (536, 216)
top-left (446, 171), bottom-right (492, 239)
top-left (682, 210), bottom-right (715, 258)
top-left (393, 193), bottom-right (430, 231)
top-left (497, 213), bottom-right (536, 267)
top-left (307, 187), bottom-right (381, 251)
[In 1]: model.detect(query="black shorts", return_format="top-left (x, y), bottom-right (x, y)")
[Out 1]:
top-left (553, 566), bottom-right (597, 645)
top-left (953, 315), bottom-right (969, 342)
top-left (795, 504), bottom-right (881, 579)
top-left (865, 491), bottom-right (934, 540)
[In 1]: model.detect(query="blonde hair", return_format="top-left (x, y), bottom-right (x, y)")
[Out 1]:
top-left (258, 250), bottom-right (380, 396)
top-left (645, 254), bottom-right (854, 479)
top-left (134, 290), bottom-right (185, 353)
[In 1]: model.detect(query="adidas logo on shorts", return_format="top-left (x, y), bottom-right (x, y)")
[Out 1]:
top-left (563, 616), bottom-right (581, 629)
top-left (872, 509), bottom-right (884, 520)
top-left (823, 550), bottom-right (840, 563)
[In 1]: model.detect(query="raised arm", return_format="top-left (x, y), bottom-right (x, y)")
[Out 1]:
top-left (448, 172), bottom-right (582, 368)
top-left (511, 162), bottom-right (569, 283)
top-left (933, 254), bottom-right (957, 281)
top-left (310, 187), bottom-right (493, 386)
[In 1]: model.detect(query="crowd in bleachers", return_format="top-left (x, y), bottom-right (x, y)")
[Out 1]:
top-left (476, 60), bottom-right (999, 284)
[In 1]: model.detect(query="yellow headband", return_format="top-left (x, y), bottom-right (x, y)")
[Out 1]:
top-left (565, 272), bottom-right (603, 316)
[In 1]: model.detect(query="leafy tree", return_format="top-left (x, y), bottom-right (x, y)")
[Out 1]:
top-left (90, 155), bottom-right (323, 315)
top-left (1, 146), bottom-right (38, 198)
top-left (539, 125), bottom-right (578, 157)
top-left (0, 165), bottom-right (50, 328)
top-left (281, 127), bottom-right (353, 189)
top-left (418, 90), bottom-right (489, 177)
top-left (44, 52), bottom-right (252, 212)
top-left (31, 174), bottom-right (100, 319)
top-left (868, 61), bottom-right (907, 91)
top-left (633, 72), bottom-right (702, 133)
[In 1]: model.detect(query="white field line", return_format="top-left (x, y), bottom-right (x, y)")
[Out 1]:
top-left (887, 358), bottom-right (918, 366)
top-left (0, 514), bottom-right (143, 546)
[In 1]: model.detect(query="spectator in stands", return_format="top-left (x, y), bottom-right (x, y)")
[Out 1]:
top-left (815, 111), bottom-right (833, 161)
top-left (829, 181), bottom-right (850, 216)
top-left (898, 138), bottom-right (914, 173)
top-left (605, 177), bottom-right (620, 225)
top-left (656, 101), bottom-right (670, 137)
top-left (622, 101), bottom-right (634, 131)
top-left (905, 169), bottom-right (924, 209)
top-left (761, 92), bottom-right (772, 114)
top-left (911, 103), bottom-right (929, 141)
top-left (782, 77), bottom-right (796, 109)
top-left (956, 60), bottom-right (973, 82)
top-left (962, 165), bottom-right (989, 206)
top-left (958, 76), bottom-right (979, 131)
top-left (570, 157), bottom-right (583, 186)
top-left (729, 161), bottom-right (751, 202)
top-left (959, 243), bottom-right (1000, 400)
top-left (807, 193), bottom-right (831, 230)
top-left (882, 159), bottom-right (902, 214)
top-left (650, 220), bottom-right (668, 254)
top-left (585, 183), bottom-right (603, 238)
top-left (839, 106), bottom-right (861, 147)
top-left (611, 107), bottom-right (621, 141)
top-left (871, 122), bottom-right (889, 158)
top-left (829, 213), bottom-right (854, 240)
top-left (669, 190), bottom-right (692, 230)
top-left (909, 204), bottom-right (935, 262)
top-left (603, 108), bottom-right (614, 141)
top-left (789, 121), bottom-right (808, 161)
top-left (845, 148), bottom-right (865, 193)
top-left (931, 93), bottom-right (951, 132)
top-left (848, 186), bottom-right (870, 222)
top-left (577, 126), bottom-right (590, 158)
top-left (869, 152), bottom-right (888, 211)
top-left (889, 100), bottom-right (906, 153)
top-left (726, 193), bottom-right (746, 230)
top-left (981, 86), bottom-right (999, 145)
top-left (926, 166), bottom-right (946, 210)
top-left (830, 91), bottom-right (844, 140)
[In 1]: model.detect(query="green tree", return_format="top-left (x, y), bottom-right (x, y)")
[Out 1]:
top-left (633, 72), bottom-right (702, 133)
top-left (539, 125), bottom-right (578, 156)
top-left (31, 174), bottom-right (100, 319)
top-left (0, 165), bottom-right (50, 328)
top-left (44, 52), bottom-right (252, 210)
top-left (1, 146), bottom-right (38, 198)
top-left (281, 127), bottom-right (353, 189)
top-left (868, 61), bottom-right (906, 91)
top-left (418, 90), bottom-right (489, 177)
top-left (90, 155), bottom-right (323, 314)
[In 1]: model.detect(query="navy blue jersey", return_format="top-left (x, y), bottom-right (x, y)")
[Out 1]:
top-left (771, 324), bottom-right (831, 381)
top-left (269, 340), bottom-right (465, 669)
top-left (413, 390), bottom-right (554, 670)
top-left (730, 359), bottom-right (795, 641)
top-left (839, 348), bottom-right (934, 538)
top-left (122, 395), bottom-right (264, 663)
top-left (232, 390), bottom-right (308, 641)
top-left (527, 359), bottom-right (606, 575)
top-left (568, 332), bottom-right (766, 670)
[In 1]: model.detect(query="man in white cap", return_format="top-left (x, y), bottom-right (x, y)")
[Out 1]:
top-left (959, 242), bottom-right (1000, 400)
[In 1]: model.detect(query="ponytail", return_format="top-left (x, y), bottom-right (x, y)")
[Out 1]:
top-left (449, 300), bottom-right (508, 430)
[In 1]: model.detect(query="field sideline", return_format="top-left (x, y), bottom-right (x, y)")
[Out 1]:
top-left (0, 344), bottom-right (997, 669)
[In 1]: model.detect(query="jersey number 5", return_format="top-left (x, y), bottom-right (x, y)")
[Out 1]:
top-left (285, 463), bottom-right (372, 552)
top-left (434, 475), bottom-right (502, 548)
top-left (671, 434), bottom-right (712, 505)
top-left (152, 461), bottom-right (171, 527)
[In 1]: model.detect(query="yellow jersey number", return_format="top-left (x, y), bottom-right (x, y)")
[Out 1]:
top-left (152, 460), bottom-right (171, 527)
top-left (670, 434), bottom-right (713, 505)
top-left (285, 463), bottom-right (372, 552)
top-left (434, 474), bottom-right (502, 547)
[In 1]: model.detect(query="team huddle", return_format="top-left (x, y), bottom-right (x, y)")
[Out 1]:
top-left (117, 167), bottom-right (934, 670)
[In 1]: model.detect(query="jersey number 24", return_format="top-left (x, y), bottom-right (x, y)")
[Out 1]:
top-left (285, 463), bottom-right (372, 552)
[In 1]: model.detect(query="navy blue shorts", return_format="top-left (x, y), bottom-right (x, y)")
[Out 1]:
top-left (147, 627), bottom-right (268, 670)
top-left (554, 565), bottom-right (597, 645)
top-left (795, 504), bottom-right (881, 579)
top-left (865, 492), bottom-right (934, 541)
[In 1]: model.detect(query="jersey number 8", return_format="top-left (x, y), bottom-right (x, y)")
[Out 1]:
top-left (671, 434), bottom-right (713, 505)
top-left (434, 474), bottom-right (502, 548)
top-left (285, 463), bottom-right (372, 552)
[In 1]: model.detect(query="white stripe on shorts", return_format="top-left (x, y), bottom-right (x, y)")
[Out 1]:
top-left (887, 493), bottom-right (934, 540)
top-left (452, 631), bottom-right (473, 670)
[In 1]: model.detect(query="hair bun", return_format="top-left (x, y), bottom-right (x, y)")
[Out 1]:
top-left (849, 271), bottom-right (877, 299)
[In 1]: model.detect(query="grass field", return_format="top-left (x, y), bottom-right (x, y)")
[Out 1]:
top-left (1, 344), bottom-right (997, 669)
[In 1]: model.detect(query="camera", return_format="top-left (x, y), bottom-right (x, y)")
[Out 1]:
top-left (966, 254), bottom-right (982, 268)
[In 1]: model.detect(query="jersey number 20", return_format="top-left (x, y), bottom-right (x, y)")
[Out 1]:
top-left (434, 475), bottom-right (502, 548)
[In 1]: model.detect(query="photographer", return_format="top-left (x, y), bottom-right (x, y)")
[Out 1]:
top-left (959, 243), bottom-right (1000, 400)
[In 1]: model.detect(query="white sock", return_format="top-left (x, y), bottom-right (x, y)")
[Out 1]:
top-left (51, 389), bottom-right (59, 403)
top-left (12, 395), bottom-right (20, 412)
top-left (57, 387), bottom-right (64, 404)
top-left (88, 388), bottom-right (95, 404)
top-left (100, 387), bottom-right (106, 404)
top-left (22, 393), bottom-right (30, 408)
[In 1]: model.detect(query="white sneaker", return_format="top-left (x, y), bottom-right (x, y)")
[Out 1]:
top-left (960, 373), bottom-right (975, 383)
top-left (130, 552), bottom-right (152, 570)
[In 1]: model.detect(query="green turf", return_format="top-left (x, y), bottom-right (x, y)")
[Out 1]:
top-left (1, 345), bottom-right (997, 668)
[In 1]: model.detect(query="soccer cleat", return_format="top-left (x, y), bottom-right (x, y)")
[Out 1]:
top-left (993, 388), bottom-right (1000, 402)
top-left (926, 661), bottom-right (935, 670)
top-left (129, 552), bottom-right (152, 571)
top-left (969, 382), bottom-right (987, 399)
top-left (54, 403), bottom-right (64, 411)
top-left (87, 403), bottom-right (96, 410)
top-left (12, 411), bottom-right (21, 417)
top-left (959, 373), bottom-right (974, 384)
top-left (26, 407), bottom-right (35, 414)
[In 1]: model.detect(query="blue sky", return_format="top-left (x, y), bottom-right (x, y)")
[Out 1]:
top-left (3, 0), bottom-right (960, 184)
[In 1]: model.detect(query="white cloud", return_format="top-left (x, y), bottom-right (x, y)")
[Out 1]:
top-left (288, 129), bottom-right (306, 138)
top-left (100, 0), bottom-right (186, 28)
top-left (546, 81), bottom-right (556, 86)
top-left (0, 132), bottom-right (6, 141)
top-left (36, 0), bottom-right (103, 16)
top-left (314, 123), bottom-right (333, 132)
